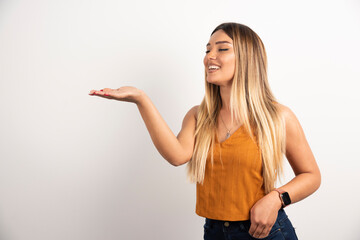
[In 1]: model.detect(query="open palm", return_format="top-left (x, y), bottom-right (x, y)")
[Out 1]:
top-left (89, 86), bottom-right (143, 104)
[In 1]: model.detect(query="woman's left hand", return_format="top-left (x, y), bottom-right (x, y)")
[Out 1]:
top-left (248, 190), bottom-right (282, 238)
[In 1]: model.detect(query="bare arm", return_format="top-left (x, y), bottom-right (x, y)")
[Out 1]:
top-left (136, 91), bottom-right (185, 166)
top-left (271, 104), bottom-right (321, 204)
top-left (248, 103), bottom-right (321, 238)
top-left (89, 87), bottom-right (197, 166)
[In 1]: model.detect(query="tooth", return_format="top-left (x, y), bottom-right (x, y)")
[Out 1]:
top-left (209, 66), bottom-right (219, 70)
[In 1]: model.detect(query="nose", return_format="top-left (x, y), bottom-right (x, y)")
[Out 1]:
top-left (207, 50), bottom-right (216, 60)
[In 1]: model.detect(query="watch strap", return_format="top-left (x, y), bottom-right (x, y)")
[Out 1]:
top-left (273, 188), bottom-right (286, 208)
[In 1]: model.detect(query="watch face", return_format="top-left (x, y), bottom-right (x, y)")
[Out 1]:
top-left (282, 192), bottom-right (291, 205)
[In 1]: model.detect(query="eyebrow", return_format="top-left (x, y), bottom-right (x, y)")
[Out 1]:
top-left (206, 41), bottom-right (232, 47)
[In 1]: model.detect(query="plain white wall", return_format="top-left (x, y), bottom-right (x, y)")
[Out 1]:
top-left (0, 0), bottom-right (359, 239)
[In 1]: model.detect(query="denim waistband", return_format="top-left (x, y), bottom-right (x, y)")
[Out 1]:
top-left (205, 208), bottom-right (287, 226)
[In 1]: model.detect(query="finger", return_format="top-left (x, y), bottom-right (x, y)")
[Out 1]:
top-left (256, 226), bottom-right (268, 238)
top-left (89, 90), bottom-right (97, 95)
top-left (248, 223), bottom-right (259, 237)
top-left (90, 89), bottom-right (112, 98)
top-left (102, 88), bottom-right (113, 92)
top-left (102, 89), bottom-right (115, 98)
top-left (252, 225), bottom-right (266, 238)
top-left (259, 227), bottom-right (271, 238)
top-left (89, 89), bottom-right (105, 95)
top-left (95, 90), bottom-right (106, 96)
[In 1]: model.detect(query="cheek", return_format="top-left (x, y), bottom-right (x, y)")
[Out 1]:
top-left (224, 55), bottom-right (235, 72)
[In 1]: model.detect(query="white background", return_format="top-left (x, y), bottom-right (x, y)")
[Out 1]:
top-left (0, 0), bottom-right (359, 239)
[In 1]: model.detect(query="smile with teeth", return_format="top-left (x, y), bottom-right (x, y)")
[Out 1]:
top-left (208, 65), bottom-right (220, 72)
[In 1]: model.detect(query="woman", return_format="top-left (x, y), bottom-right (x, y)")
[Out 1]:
top-left (89, 22), bottom-right (321, 240)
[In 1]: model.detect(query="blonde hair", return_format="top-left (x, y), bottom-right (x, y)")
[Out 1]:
top-left (186, 22), bottom-right (286, 194)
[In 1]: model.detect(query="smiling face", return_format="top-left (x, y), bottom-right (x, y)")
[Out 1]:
top-left (204, 29), bottom-right (236, 87)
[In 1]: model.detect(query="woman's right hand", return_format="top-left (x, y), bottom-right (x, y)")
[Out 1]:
top-left (89, 86), bottom-right (144, 104)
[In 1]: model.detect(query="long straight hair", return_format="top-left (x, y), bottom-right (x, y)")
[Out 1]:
top-left (186, 22), bottom-right (286, 194)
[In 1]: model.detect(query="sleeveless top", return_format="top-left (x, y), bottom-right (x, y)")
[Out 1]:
top-left (195, 124), bottom-right (266, 221)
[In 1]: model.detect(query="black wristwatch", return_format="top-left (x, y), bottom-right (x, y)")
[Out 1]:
top-left (274, 188), bottom-right (291, 208)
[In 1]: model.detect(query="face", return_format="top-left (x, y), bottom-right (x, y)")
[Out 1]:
top-left (204, 29), bottom-right (235, 86)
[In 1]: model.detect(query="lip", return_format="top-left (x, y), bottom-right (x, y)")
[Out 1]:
top-left (208, 68), bottom-right (220, 73)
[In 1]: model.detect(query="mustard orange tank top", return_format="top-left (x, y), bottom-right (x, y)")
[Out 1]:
top-left (195, 124), bottom-right (266, 221)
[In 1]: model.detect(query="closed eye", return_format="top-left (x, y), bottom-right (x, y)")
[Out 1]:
top-left (205, 49), bottom-right (229, 54)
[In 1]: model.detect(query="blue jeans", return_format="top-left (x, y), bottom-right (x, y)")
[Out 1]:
top-left (203, 208), bottom-right (298, 240)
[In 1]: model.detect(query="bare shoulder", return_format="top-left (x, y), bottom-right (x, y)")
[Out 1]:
top-left (181, 105), bottom-right (199, 124)
top-left (274, 102), bottom-right (301, 131)
top-left (274, 102), bottom-right (305, 148)
top-left (191, 105), bottom-right (200, 121)
top-left (275, 102), bottom-right (319, 174)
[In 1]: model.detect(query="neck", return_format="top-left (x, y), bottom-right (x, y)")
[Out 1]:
top-left (219, 85), bottom-right (231, 112)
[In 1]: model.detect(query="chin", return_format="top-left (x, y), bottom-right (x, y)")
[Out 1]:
top-left (206, 78), bottom-right (220, 85)
top-left (206, 77), bottom-right (233, 87)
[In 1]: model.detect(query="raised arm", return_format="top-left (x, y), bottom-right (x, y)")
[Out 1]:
top-left (136, 92), bottom-right (197, 166)
top-left (89, 87), bottom-right (198, 167)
